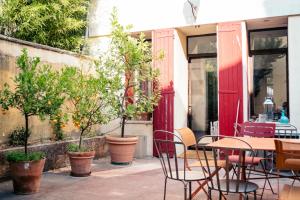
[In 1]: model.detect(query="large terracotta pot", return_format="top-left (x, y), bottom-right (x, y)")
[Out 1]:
top-left (106, 135), bottom-right (138, 165)
top-left (9, 158), bottom-right (45, 194)
top-left (68, 151), bottom-right (95, 177)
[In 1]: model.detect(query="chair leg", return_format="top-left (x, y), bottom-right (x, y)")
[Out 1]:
top-left (254, 191), bottom-right (257, 200)
top-left (261, 160), bottom-right (275, 195)
top-left (231, 165), bottom-right (237, 179)
top-left (163, 177), bottom-right (167, 200)
top-left (219, 191), bottom-right (222, 200)
top-left (292, 170), bottom-right (297, 186)
top-left (277, 169), bottom-right (280, 200)
top-left (189, 182), bottom-right (192, 200)
top-left (208, 188), bottom-right (212, 200)
top-left (184, 183), bottom-right (188, 200)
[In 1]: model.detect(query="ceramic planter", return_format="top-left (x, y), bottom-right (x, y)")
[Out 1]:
top-left (68, 151), bottom-right (95, 177)
top-left (9, 158), bottom-right (45, 194)
top-left (106, 135), bottom-right (138, 165)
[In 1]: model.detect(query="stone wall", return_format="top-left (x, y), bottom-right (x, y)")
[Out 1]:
top-left (0, 35), bottom-right (96, 145)
top-left (0, 136), bottom-right (107, 180)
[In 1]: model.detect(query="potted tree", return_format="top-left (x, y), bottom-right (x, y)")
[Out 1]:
top-left (0, 49), bottom-right (65, 194)
top-left (61, 67), bottom-right (116, 176)
top-left (103, 10), bottom-right (161, 165)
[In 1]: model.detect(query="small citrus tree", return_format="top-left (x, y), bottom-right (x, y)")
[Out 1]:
top-left (61, 67), bottom-right (117, 150)
top-left (100, 10), bottom-right (161, 138)
top-left (0, 49), bottom-right (65, 158)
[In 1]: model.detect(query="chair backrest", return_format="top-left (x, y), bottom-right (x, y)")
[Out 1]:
top-left (275, 124), bottom-right (299, 139)
top-left (154, 130), bottom-right (188, 180)
top-left (198, 136), bottom-right (256, 194)
top-left (241, 122), bottom-right (275, 138)
top-left (176, 127), bottom-right (196, 147)
top-left (275, 139), bottom-right (300, 170)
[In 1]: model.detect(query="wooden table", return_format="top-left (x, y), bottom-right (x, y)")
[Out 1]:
top-left (207, 137), bottom-right (300, 199)
top-left (207, 137), bottom-right (300, 151)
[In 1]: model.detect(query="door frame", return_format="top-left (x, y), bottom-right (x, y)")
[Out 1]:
top-left (187, 34), bottom-right (218, 134)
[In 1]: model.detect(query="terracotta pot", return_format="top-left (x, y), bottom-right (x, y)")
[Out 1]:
top-left (68, 151), bottom-right (95, 177)
top-left (9, 158), bottom-right (45, 195)
top-left (106, 135), bottom-right (138, 165)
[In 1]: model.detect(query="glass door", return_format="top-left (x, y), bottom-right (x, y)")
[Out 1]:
top-left (189, 58), bottom-right (218, 137)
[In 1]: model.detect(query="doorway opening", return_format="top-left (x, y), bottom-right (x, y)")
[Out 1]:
top-left (187, 34), bottom-right (218, 138)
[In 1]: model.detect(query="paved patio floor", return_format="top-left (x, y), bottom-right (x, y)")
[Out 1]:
top-left (0, 157), bottom-right (298, 200)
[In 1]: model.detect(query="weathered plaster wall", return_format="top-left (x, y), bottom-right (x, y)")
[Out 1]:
top-left (0, 35), bottom-right (95, 145)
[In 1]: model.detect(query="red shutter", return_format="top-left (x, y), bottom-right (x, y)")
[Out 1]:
top-left (217, 22), bottom-right (244, 136)
top-left (152, 29), bottom-right (175, 157)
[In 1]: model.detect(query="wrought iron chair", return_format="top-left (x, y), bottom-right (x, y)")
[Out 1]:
top-left (231, 122), bottom-right (276, 198)
top-left (198, 136), bottom-right (259, 200)
top-left (275, 124), bottom-right (299, 139)
top-left (154, 130), bottom-right (208, 200)
top-left (176, 127), bottom-right (227, 198)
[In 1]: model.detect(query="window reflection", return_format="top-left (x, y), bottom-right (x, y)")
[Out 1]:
top-left (249, 28), bottom-right (288, 120)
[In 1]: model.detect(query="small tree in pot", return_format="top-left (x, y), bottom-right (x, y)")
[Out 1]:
top-left (102, 10), bottom-right (161, 165)
top-left (0, 49), bottom-right (65, 194)
top-left (61, 67), bottom-right (116, 176)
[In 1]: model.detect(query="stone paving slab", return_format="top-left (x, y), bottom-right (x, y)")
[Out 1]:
top-left (0, 157), bottom-right (297, 200)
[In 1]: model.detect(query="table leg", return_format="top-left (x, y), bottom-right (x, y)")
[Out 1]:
top-left (240, 152), bottom-right (246, 200)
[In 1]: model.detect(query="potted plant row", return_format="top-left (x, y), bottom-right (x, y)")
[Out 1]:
top-left (0, 11), bottom-right (162, 195)
top-left (0, 49), bottom-right (65, 194)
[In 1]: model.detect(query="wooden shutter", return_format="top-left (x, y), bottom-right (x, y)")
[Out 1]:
top-left (152, 29), bottom-right (175, 157)
top-left (217, 22), bottom-right (244, 136)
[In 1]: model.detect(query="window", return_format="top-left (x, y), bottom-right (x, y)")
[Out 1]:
top-left (249, 28), bottom-right (288, 120)
top-left (188, 35), bottom-right (217, 55)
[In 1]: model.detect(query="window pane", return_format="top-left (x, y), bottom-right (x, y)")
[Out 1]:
top-left (188, 35), bottom-right (217, 54)
top-left (250, 54), bottom-right (287, 119)
top-left (250, 29), bottom-right (287, 50)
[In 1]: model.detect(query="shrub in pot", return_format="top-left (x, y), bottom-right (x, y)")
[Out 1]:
top-left (100, 10), bottom-right (161, 165)
top-left (0, 49), bottom-right (65, 194)
top-left (61, 67), bottom-right (116, 176)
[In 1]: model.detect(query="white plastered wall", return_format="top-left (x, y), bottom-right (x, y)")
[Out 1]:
top-left (241, 22), bottom-right (249, 122)
top-left (173, 29), bottom-right (188, 154)
top-left (288, 16), bottom-right (300, 129)
top-left (89, 0), bottom-right (300, 37)
top-left (173, 29), bottom-right (188, 131)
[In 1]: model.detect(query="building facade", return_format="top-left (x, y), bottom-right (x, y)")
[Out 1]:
top-left (87, 0), bottom-right (300, 152)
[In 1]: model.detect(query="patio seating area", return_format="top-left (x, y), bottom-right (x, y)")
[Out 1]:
top-left (0, 157), bottom-right (298, 200)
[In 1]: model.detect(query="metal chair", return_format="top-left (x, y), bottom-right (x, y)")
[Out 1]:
top-left (241, 122), bottom-right (276, 138)
top-left (176, 127), bottom-right (227, 198)
top-left (232, 122), bottom-right (276, 198)
top-left (275, 124), bottom-right (299, 139)
top-left (198, 136), bottom-right (259, 200)
top-left (154, 130), bottom-right (208, 200)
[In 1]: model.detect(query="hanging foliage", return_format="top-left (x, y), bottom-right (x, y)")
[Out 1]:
top-left (0, 0), bottom-right (89, 52)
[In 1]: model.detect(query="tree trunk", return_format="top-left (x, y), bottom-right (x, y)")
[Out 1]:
top-left (121, 116), bottom-right (126, 138)
top-left (79, 129), bottom-right (84, 150)
top-left (24, 114), bottom-right (29, 155)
